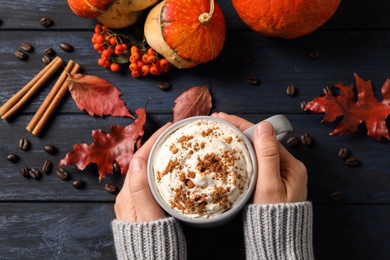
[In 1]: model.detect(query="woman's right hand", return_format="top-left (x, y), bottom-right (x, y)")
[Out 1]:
top-left (212, 112), bottom-right (308, 204)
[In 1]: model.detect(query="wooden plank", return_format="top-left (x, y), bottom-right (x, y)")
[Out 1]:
top-left (2, 30), bottom-right (390, 115)
top-left (1, 0), bottom-right (390, 31)
top-left (0, 114), bottom-right (389, 203)
top-left (0, 203), bottom-right (388, 259)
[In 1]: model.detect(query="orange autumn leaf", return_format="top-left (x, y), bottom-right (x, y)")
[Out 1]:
top-left (59, 108), bottom-right (146, 180)
top-left (172, 85), bottom-right (212, 122)
top-left (305, 73), bottom-right (390, 140)
top-left (68, 73), bottom-right (134, 118)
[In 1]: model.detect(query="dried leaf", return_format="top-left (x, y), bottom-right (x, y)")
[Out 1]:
top-left (173, 85), bottom-right (212, 122)
top-left (305, 73), bottom-right (390, 140)
top-left (59, 108), bottom-right (146, 180)
top-left (68, 73), bottom-right (134, 118)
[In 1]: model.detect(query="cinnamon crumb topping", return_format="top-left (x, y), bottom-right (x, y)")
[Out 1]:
top-left (224, 136), bottom-right (233, 144)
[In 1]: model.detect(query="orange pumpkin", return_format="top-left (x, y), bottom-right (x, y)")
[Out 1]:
top-left (67, 0), bottom-right (114, 18)
top-left (144, 0), bottom-right (226, 69)
top-left (232, 0), bottom-right (341, 39)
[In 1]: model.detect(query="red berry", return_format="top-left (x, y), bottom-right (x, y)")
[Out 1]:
top-left (101, 49), bottom-right (112, 59)
top-left (110, 63), bottom-right (120, 72)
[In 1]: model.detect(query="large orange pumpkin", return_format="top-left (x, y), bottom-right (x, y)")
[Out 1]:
top-left (144, 0), bottom-right (226, 68)
top-left (232, 0), bottom-right (341, 39)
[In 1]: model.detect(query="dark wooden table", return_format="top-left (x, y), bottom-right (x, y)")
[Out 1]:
top-left (1, 1), bottom-right (389, 259)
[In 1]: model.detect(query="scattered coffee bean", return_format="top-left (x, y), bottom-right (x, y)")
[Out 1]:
top-left (286, 84), bottom-right (296, 96)
top-left (301, 133), bottom-right (312, 146)
top-left (104, 183), bottom-right (118, 193)
top-left (44, 145), bottom-right (58, 155)
top-left (245, 75), bottom-right (260, 85)
top-left (42, 55), bottom-right (52, 65)
top-left (56, 168), bottom-right (70, 180)
top-left (14, 50), bottom-right (27, 60)
top-left (323, 86), bottom-right (334, 95)
top-left (59, 42), bottom-right (74, 52)
top-left (338, 147), bottom-right (349, 160)
top-left (7, 153), bottom-right (19, 163)
top-left (239, 56), bottom-right (252, 66)
top-left (45, 47), bottom-right (55, 56)
top-left (309, 50), bottom-right (320, 59)
top-left (40, 17), bottom-right (53, 27)
top-left (157, 81), bottom-right (172, 90)
top-left (300, 101), bottom-right (308, 111)
top-left (346, 157), bottom-right (360, 168)
top-left (20, 42), bottom-right (34, 52)
top-left (42, 160), bottom-right (52, 174)
top-left (113, 161), bottom-right (121, 175)
top-left (18, 138), bottom-right (30, 151)
top-left (29, 168), bottom-right (42, 179)
top-left (287, 136), bottom-right (299, 147)
top-left (72, 179), bottom-right (85, 189)
top-left (21, 166), bottom-right (30, 178)
top-left (331, 191), bottom-right (344, 201)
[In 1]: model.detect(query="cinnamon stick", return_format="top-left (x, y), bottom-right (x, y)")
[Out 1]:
top-left (26, 60), bottom-right (75, 133)
top-left (28, 61), bottom-right (80, 136)
top-left (0, 56), bottom-right (63, 120)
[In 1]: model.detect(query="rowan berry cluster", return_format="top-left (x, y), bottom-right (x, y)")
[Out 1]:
top-left (128, 46), bottom-right (170, 78)
top-left (91, 23), bottom-right (171, 77)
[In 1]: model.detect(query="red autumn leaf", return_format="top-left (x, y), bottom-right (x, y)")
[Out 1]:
top-left (173, 85), bottom-right (212, 122)
top-left (68, 73), bottom-right (134, 118)
top-left (305, 73), bottom-right (390, 140)
top-left (59, 108), bottom-right (146, 180)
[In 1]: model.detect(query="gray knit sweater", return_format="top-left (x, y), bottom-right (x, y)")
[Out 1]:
top-left (112, 201), bottom-right (313, 260)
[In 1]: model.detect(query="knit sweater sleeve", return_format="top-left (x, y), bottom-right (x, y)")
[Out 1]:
top-left (243, 202), bottom-right (314, 260)
top-left (112, 217), bottom-right (187, 260)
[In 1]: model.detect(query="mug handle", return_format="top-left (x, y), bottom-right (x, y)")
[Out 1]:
top-left (243, 115), bottom-right (293, 142)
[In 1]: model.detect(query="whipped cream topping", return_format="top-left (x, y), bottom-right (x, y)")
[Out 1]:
top-left (152, 119), bottom-right (253, 218)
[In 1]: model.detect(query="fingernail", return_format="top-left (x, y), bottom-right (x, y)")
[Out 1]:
top-left (130, 157), bottom-right (143, 172)
top-left (256, 122), bottom-right (274, 137)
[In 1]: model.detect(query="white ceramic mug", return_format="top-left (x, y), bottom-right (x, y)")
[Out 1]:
top-left (147, 114), bottom-right (292, 227)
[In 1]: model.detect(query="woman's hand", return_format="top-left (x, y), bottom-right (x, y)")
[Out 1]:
top-left (114, 123), bottom-right (172, 222)
top-left (212, 112), bottom-right (307, 204)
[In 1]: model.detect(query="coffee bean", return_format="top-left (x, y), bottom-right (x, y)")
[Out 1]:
top-left (7, 153), bottom-right (19, 163)
top-left (287, 136), bottom-right (299, 147)
top-left (18, 138), bottom-right (30, 151)
top-left (157, 81), bottom-right (171, 90)
top-left (72, 179), bottom-right (85, 189)
top-left (44, 145), bottom-right (58, 155)
top-left (42, 55), bottom-right (52, 65)
top-left (286, 84), bottom-right (296, 96)
top-left (104, 183), bottom-right (118, 193)
top-left (338, 147), bottom-right (349, 160)
top-left (40, 17), bottom-right (53, 27)
top-left (14, 50), bottom-right (27, 60)
top-left (346, 157), bottom-right (360, 168)
top-left (113, 161), bottom-right (121, 175)
top-left (331, 191), bottom-right (344, 201)
top-left (45, 47), bottom-right (55, 56)
top-left (60, 42), bottom-right (74, 52)
top-left (309, 50), bottom-right (320, 59)
top-left (29, 168), bottom-right (42, 179)
top-left (42, 160), bottom-right (52, 174)
top-left (21, 166), bottom-right (30, 178)
top-left (301, 133), bottom-right (312, 146)
top-left (239, 56), bottom-right (252, 66)
top-left (245, 75), bottom-right (260, 85)
top-left (300, 101), bottom-right (308, 111)
top-left (20, 42), bottom-right (34, 52)
top-left (56, 168), bottom-right (70, 180)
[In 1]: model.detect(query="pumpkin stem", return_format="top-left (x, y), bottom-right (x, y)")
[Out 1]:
top-left (198, 0), bottom-right (215, 25)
